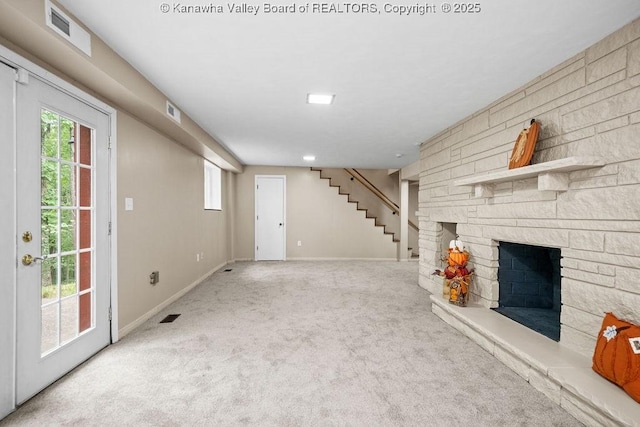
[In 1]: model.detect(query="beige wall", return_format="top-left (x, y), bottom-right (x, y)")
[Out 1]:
top-left (117, 112), bottom-right (231, 331)
top-left (235, 166), bottom-right (397, 260)
top-left (419, 18), bottom-right (640, 356)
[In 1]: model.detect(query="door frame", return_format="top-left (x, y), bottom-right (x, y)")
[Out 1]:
top-left (0, 44), bottom-right (118, 415)
top-left (254, 175), bottom-right (286, 261)
top-left (0, 56), bottom-right (16, 421)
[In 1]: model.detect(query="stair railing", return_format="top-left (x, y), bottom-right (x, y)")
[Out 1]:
top-left (344, 168), bottom-right (418, 231)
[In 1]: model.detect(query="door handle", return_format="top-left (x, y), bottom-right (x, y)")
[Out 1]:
top-left (22, 254), bottom-right (45, 266)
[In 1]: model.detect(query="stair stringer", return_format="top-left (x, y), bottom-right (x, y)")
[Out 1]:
top-left (312, 168), bottom-right (400, 244)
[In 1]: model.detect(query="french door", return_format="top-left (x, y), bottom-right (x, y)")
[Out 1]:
top-left (15, 74), bottom-right (111, 403)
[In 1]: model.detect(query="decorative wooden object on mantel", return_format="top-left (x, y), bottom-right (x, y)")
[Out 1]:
top-left (453, 157), bottom-right (606, 198)
top-left (508, 119), bottom-right (540, 169)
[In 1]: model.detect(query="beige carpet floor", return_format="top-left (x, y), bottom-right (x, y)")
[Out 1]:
top-left (2, 261), bottom-right (582, 426)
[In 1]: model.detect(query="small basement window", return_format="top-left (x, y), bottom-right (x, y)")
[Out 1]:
top-left (204, 160), bottom-right (221, 210)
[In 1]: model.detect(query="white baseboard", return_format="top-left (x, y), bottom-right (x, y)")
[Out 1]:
top-left (118, 261), bottom-right (228, 338)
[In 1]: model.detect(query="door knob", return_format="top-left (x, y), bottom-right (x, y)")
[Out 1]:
top-left (22, 254), bottom-right (45, 266)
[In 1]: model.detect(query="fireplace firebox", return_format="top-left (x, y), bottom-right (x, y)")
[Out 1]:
top-left (493, 241), bottom-right (561, 341)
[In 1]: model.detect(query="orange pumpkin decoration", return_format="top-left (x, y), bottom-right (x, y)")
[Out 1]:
top-left (592, 312), bottom-right (640, 403)
top-left (448, 250), bottom-right (469, 267)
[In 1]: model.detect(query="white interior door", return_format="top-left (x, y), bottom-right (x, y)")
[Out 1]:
top-left (255, 175), bottom-right (286, 260)
top-left (15, 74), bottom-right (111, 403)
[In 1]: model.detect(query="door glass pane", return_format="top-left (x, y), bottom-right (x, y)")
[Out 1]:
top-left (59, 117), bottom-right (74, 162)
top-left (78, 166), bottom-right (91, 207)
top-left (79, 209), bottom-right (91, 249)
top-left (41, 111), bottom-right (58, 158)
top-left (60, 209), bottom-right (76, 253)
top-left (41, 304), bottom-right (59, 355)
top-left (40, 109), bottom-right (95, 357)
top-left (41, 159), bottom-right (57, 206)
top-left (41, 209), bottom-right (58, 256)
top-left (78, 125), bottom-right (92, 166)
top-left (78, 251), bottom-right (91, 291)
top-left (60, 254), bottom-right (77, 295)
top-left (60, 163), bottom-right (75, 207)
top-left (41, 256), bottom-right (58, 303)
top-left (60, 296), bottom-right (79, 344)
top-left (79, 292), bottom-right (92, 333)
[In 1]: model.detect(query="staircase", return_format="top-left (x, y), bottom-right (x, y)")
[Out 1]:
top-left (311, 168), bottom-right (418, 256)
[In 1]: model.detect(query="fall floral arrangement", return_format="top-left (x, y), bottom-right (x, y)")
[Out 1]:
top-left (433, 238), bottom-right (474, 306)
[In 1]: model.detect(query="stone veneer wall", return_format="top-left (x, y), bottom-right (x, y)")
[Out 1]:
top-left (418, 18), bottom-right (640, 357)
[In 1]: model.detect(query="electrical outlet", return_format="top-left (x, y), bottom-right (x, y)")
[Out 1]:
top-left (150, 271), bottom-right (159, 285)
top-left (297, 241), bottom-right (302, 246)
top-left (196, 253), bottom-right (200, 262)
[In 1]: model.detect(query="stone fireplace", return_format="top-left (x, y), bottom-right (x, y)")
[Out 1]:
top-left (416, 19), bottom-right (640, 425)
top-left (494, 241), bottom-right (561, 341)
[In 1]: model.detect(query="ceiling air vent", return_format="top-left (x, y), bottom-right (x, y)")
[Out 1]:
top-left (45, 0), bottom-right (91, 56)
top-left (166, 101), bottom-right (182, 124)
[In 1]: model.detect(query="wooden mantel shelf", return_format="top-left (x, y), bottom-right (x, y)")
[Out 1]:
top-left (453, 157), bottom-right (606, 198)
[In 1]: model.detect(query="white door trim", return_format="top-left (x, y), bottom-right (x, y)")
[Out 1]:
top-left (255, 175), bottom-right (286, 261)
top-left (0, 44), bottom-right (119, 343)
top-left (0, 59), bottom-right (17, 421)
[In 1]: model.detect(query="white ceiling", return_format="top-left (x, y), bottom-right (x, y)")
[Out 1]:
top-left (58, 0), bottom-right (640, 169)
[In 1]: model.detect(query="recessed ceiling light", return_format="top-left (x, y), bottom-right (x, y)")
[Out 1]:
top-left (303, 155), bottom-right (316, 162)
top-left (395, 153), bottom-right (404, 158)
top-left (307, 93), bottom-right (335, 105)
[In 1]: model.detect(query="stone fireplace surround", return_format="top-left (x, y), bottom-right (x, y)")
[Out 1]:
top-left (418, 19), bottom-right (640, 426)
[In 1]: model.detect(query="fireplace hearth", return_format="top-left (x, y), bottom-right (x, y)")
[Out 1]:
top-left (493, 241), bottom-right (561, 341)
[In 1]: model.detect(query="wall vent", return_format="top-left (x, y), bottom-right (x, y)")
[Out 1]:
top-left (166, 101), bottom-right (181, 123)
top-left (45, 0), bottom-right (92, 56)
top-left (51, 8), bottom-right (70, 36)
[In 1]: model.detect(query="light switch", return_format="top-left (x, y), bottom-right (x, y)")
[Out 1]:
top-left (125, 198), bottom-right (134, 211)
